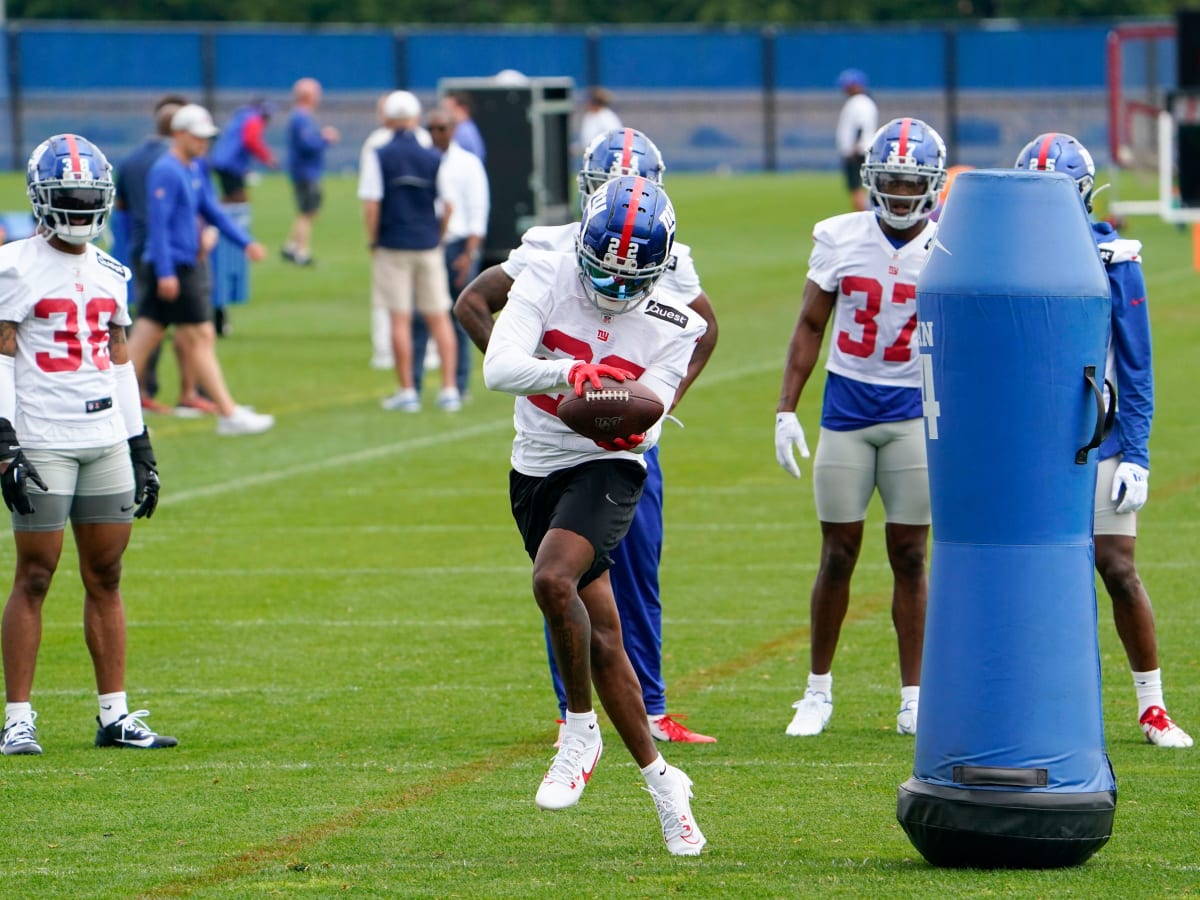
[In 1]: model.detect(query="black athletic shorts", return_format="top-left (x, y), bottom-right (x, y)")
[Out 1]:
top-left (843, 153), bottom-right (866, 191)
top-left (215, 169), bottom-right (246, 200)
top-left (135, 259), bottom-right (212, 326)
top-left (292, 179), bottom-right (323, 215)
top-left (509, 459), bottom-right (646, 590)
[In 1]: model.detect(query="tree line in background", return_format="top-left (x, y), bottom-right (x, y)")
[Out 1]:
top-left (5, 0), bottom-right (1183, 25)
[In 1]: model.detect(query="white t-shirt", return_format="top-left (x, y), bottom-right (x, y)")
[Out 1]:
top-left (578, 108), bottom-right (623, 152)
top-left (437, 142), bottom-right (490, 244)
top-left (500, 222), bottom-right (703, 308)
top-left (806, 211), bottom-right (935, 388)
top-left (0, 236), bottom-right (133, 449)
top-left (836, 93), bottom-right (878, 158)
top-left (483, 249), bottom-right (706, 477)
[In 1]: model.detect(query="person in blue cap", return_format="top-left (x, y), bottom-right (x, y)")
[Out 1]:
top-left (835, 69), bottom-right (878, 211)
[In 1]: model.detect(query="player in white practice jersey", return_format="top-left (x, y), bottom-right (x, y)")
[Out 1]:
top-left (457, 128), bottom-right (718, 744)
top-left (0, 135), bottom-right (176, 757)
top-left (483, 175), bottom-right (707, 856)
top-left (775, 117), bottom-right (947, 739)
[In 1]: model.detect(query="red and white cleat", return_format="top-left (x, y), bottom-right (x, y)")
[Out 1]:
top-left (649, 713), bottom-right (717, 743)
top-left (1140, 706), bottom-right (1194, 748)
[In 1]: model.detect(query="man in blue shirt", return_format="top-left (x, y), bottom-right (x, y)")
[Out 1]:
top-left (126, 104), bottom-right (275, 437)
top-left (282, 78), bottom-right (340, 267)
top-left (113, 93), bottom-right (187, 414)
top-left (441, 92), bottom-right (485, 162)
top-left (209, 100), bottom-right (277, 203)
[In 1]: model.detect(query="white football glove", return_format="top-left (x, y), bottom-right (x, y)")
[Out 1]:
top-left (1111, 461), bottom-right (1149, 514)
top-left (775, 411), bottom-right (811, 479)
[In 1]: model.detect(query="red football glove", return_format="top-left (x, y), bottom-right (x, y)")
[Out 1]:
top-left (568, 362), bottom-right (636, 396)
top-left (596, 433), bottom-right (646, 452)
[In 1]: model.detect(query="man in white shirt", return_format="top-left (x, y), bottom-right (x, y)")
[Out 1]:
top-left (835, 69), bottom-right (879, 212)
top-left (411, 108), bottom-right (489, 398)
top-left (577, 87), bottom-right (622, 155)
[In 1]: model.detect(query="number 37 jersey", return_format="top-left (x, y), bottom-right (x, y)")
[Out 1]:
top-left (806, 211), bottom-right (935, 389)
top-left (0, 236), bottom-right (132, 449)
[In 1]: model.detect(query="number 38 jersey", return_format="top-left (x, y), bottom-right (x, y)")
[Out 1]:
top-left (0, 236), bottom-right (133, 450)
top-left (806, 211), bottom-right (935, 430)
top-left (484, 249), bottom-right (706, 477)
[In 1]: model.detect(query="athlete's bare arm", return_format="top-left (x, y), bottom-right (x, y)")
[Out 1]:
top-left (0, 321), bottom-right (16, 358)
top-left (455, 264), bottom-right (515, 353)
top-left (108, 323), bottom-right (130, 366)
top-left (673, 291), bottom-right (717, 411)
top-left (778, 279), bottom-right (836, 413)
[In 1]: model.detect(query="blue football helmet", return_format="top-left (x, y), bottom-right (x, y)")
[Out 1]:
top-left (862, 117), bottom-right (947, 230)
top-left (27, 134), bottom-right (114, 245)
top-left (576, 175), bottom-right (675, 315)
top-left (577, 128), bottom-right (665, 204)
top-left (1014, 133), bottom-right (1096, 211)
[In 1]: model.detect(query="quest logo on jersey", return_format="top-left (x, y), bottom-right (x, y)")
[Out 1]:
top-left (643, 302), bottom-right (688, 328)
top-left (85, 397), bottom-right (113, 413)
top-left (96, 254), bottom-right (126, 278)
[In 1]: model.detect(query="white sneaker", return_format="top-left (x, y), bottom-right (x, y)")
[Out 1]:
top-left (535, 726), bottom-right (602, 810)
top-left (381, 389), bottom-right (421, 413)
top-left (1, 712), bottom-right (42, 756)
top-left (369, 355), bottom-right (394, 371)
top-left (1140, 706), bottom-right (1194, 748)
top-left (645, 764), bottom-right (706, 856)
top-left (786, 692), bottom-right (833, 736)
top-left (216, 405), bottom-right (275, 436)
top-left (436, 387), bottom-right (462, 412)
top-left (897, 700), bottom-right (919, 736)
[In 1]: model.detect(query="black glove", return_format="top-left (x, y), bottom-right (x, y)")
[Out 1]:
top-left (0, 417), bottom-right (48, 516)
top-left (128, 428), bottom-right (160, 520)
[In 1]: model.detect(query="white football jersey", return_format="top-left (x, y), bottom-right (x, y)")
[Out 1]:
top-left (807, 211), bottom-right (935, 388)
top-left (485, 249), bottom-right (707, 477)
top-left (500, 223), bottom-right (703, 308)
top-left (0, 236), bottom-right (133, 449)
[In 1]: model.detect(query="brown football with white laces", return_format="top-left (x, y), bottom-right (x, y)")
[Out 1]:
top-left (557, 376), bottom-right (664, 443)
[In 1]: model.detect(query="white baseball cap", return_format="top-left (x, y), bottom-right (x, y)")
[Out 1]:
top-left (171, 104), bottom-right (219, 138)
top-left (383, 90), bottom-right (421, 122)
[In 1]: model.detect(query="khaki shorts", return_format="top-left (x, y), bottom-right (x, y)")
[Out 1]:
top-left (1094, 455), bottom-right (1137, 538)
top-left (11, 444), bottom-right (135, 532)
top-left (371, 247), bottom-right (452, 316)
top-left (813, 419), bottom-right (930, 525)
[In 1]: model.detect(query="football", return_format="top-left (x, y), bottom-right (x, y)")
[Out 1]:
top-left (557, 376), bottom-right (665, 443)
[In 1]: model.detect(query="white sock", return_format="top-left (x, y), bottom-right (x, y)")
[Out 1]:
top-left (901, 685), bottom-right (920, 708)
top-left (563, 710), bottom-right (599, 742)
top-left (807, 672), bottom-right (833, 702)
top-left (640, 753), bottom-right (671, 787)
top-left (5, 701), bottom-right (33, 728)
top-left (1132, 669), bottom-right (1165, 718)
top-left (98, 691), bottom-right (128, 727)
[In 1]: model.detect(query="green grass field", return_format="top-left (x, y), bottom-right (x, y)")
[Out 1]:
top-left (0, 169), bottom-right (1196, 898)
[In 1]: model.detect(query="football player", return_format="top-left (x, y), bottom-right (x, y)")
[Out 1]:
top-left (482, 176), bottom-right (707, 855)
top-left (0, 134), bottom-right (176, 756)
top-left (1016, 133), bottom-right (1191, 749)
top-left (456, 127), bottom-right (719, 744)
top-left (775, 117), bottom-right (947, 738)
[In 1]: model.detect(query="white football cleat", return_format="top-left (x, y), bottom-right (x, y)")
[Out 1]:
top-left (786, 692), bottom-right (833, 736)
top-left (1140, 706), bottom-right (1194, 748)
top-left (645, 764), bottom-right (706, 856)
top-left (535, 728), bottom-right (602, 810)
top-left (897, 699), bottom-right (919, 736)
top-left (216, 405), bottom-right (275, 436)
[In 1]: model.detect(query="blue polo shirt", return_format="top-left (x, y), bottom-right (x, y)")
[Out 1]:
top-left (287, 108), bottom-right (328, 184)
top-left (114, 137), bottom-right (169, 265)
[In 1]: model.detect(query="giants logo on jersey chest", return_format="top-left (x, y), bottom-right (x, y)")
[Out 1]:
top-left (597, 329), bottom-right (610, 342)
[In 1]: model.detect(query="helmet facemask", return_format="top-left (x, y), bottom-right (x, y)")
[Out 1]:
top-left (863, 118), bottom-right (947, 230)
top-left (27, 134), bottom-right (114, 245)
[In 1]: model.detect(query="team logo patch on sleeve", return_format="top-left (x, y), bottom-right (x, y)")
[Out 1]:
top-left (643, 301), bottom-right (689, 328)
top-left (95, 252), bottom-right (129, 279)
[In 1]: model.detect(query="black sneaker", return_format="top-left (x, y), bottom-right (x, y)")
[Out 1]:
top-left (280, 245), bottom-right (297, 263)
top-left (95, 711), bottom-right (178, 749)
